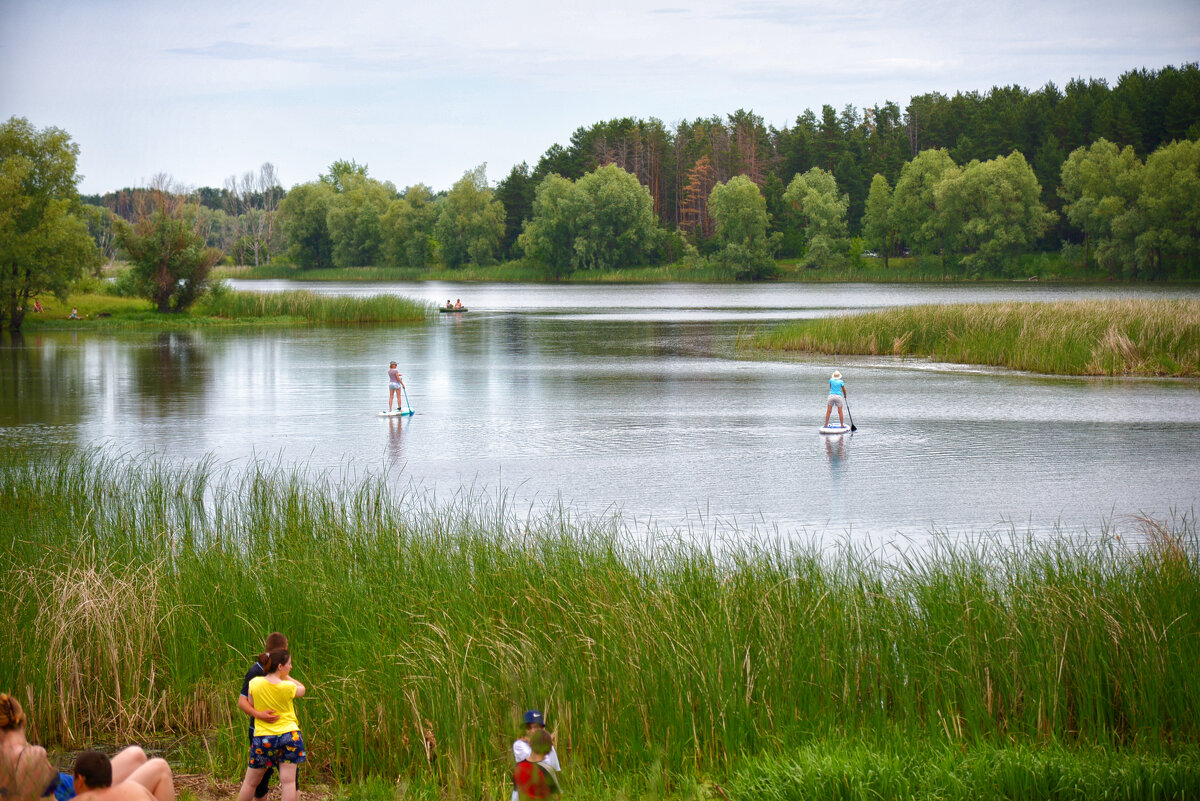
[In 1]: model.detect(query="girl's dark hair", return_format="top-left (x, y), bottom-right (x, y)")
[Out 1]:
top-left (265, 648), bottom-right (290, 673)
top-left (0, 692), bottom-right (26, 731)
top-left (257, 632), bottom-right (288, 668)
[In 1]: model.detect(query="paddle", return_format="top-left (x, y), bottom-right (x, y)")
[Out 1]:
top-left (844, 393), bottom-right (857, 432)
top-left (402, 385), bottom-right (413, 414)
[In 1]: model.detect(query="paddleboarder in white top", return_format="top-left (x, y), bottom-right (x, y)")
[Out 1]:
top-left (824, 370), bottom-right (847, 428)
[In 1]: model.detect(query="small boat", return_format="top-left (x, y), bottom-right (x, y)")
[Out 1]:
top-left (439, 306), bottom-right (468, 313)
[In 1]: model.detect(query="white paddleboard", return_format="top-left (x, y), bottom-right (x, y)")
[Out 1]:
top-left (378, 409), bottom-right (414, 417)
top-left (819, 424), bottom-right (851, 435)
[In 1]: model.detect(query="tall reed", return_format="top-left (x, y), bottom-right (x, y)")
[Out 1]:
top-left (2, 452), bottom-right (1197, 797)
top-left (196, 289), bottom-right (429, 323)
top-left (753, 299), bottom-right (1200, 376)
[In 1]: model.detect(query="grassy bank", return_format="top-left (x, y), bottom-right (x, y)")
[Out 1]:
top-left (753, 299), bottom-right (1200, 376)
top-left (3, 452), bottom-right (1197, 798)
top-left (214, 252), bottom-right (1136, 284)
top-left (21, 288), bottom-right (429, 328)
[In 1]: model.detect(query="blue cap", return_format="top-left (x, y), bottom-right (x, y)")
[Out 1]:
top-left (522, 709), bottom-right (544, 725)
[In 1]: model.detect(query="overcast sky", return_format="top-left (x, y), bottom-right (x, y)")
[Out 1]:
top-left (2, 0), bottom-right (1198, 195)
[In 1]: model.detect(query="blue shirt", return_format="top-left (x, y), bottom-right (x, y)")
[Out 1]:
top-left (829, 378), bottom-right (845, 396)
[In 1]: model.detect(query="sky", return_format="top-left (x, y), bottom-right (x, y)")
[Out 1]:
top-left (2, 0), bottom-right (1198, 196)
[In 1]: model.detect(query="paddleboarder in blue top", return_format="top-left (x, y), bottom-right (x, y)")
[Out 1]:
top-left (824, 370), bottom-right (847, 428)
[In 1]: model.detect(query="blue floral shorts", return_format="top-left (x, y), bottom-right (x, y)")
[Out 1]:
top-left (248, 731), bottom-right (307, 768)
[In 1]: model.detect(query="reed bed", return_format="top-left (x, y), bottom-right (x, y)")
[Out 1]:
top-left (196, 289), bottom-right (429, 323)
top-left (2, 452), bottom-right (1197, 798)
top-left (753, 299), bottom-right (1200, 376)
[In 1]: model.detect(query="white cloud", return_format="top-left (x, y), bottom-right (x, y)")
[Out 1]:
top-left (2, 0), bottom-right (1197, 193)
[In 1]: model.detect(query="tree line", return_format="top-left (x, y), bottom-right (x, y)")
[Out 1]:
top-left (4, 64), bottom-right (1200, 329)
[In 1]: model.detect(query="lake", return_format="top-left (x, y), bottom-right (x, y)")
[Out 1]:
top-left (3, 281), bottom-right (1198, 544)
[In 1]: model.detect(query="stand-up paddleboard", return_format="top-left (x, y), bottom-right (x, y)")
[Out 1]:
top-left (819, 423), bottom-right (852, 435)
top-left (378, 408), bottom-right (414, 417)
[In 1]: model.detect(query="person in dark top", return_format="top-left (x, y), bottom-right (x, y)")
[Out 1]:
top-left (237, 633), bottom-right (287, 799)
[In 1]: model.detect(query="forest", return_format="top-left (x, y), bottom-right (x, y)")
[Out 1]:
top-left (72, 63), bottom-right (1200, 281)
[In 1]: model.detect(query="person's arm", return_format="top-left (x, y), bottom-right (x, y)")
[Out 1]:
top-left (843, 386), bottom-right (848, 399)
top-left (287, 677), bottom-right (306, 699)
top-left (238, 693), bottom-right (279, 723)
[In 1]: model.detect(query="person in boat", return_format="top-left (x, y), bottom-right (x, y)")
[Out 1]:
top-left (453, 299), bottom-right (463, 309)
top-left (445, 300), bottom-right (453, 309)
top-left (387, 362), bottom-right (405, 413)
top-left (824, 370), bottom-right (847, 428)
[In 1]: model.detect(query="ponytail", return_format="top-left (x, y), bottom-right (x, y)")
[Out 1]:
top-left (265, 648), bottom-right (290, 674)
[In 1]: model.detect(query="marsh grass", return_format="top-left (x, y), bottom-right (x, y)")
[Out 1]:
top-left (753, 299), bottom-right (1200, 376)
top-left (194, 289), bottom-right (429, 323)
top-left (3, 453), bottom-right (1197, 798)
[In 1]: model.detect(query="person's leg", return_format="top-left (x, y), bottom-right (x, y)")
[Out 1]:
top-left (254, 765), bottom-right (275, 799)
top-left (110, 747), bottom-right (148, 783)
top-left (125, 758), bottom-right (175, 801)
top-left (825, 400), bottom-right (832, 425)
top-left (278, 763), bottom-right (298, 801)
top-left (236, 767), bottom-right (268, 801)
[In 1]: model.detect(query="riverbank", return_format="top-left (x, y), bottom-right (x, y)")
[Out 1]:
top-left (753, 299), bottom-right (1200, 376)
top-left (4, 451), bottom-right (1196, 799)
top-left (213, 252), bottom-right (1130, 284)
top-left (18, 288), bottom-right (429, 329)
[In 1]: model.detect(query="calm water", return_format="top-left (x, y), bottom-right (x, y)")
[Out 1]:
top-left (3, 281), bottom-right (1198, 543)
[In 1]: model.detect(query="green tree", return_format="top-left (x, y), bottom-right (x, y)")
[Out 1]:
top-left (708, 175), bottom-right (777, 279)
top-left (1135, 139), bottom-right (1200, 279)
top-left (861, 173), bottom-right (900, 267)
top-left (520, 165), bottom-right (660, 277)
top-left (937, 151), bottom-right (1056, 274)
top-left (569, 165), bottom-right (659, 272)
top-left (784, 167), bottom-right (849, 268)
top-left (518, 174), bottom-right (578, 279)
top-left (494, 162), bottom-right (536, 257)
top-left (116, 186), bottom-right (222, 313)
top-left (0, 117), bottom-right (98, 330)
top-left (435, 165), bottom-right (505, 268)
top-left (892, 148), bottom-right (959, 273)
top-left (326, 171), bottom-right (395, 268)
top-left (381, 184), bottom-right (439, 269)
top-left (278, 181), bottom-right (335, 269)
top-left (1059, 138), bottom-right (1144, 276)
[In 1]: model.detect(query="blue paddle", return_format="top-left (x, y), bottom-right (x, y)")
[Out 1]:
top-left (402, 385), bottom-right (413, 414)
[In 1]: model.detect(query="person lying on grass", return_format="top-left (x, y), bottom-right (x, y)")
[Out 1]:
top-left (0, 694), bottom-right (174, 801)
top-left (71, 752), bottom-right (154, 801)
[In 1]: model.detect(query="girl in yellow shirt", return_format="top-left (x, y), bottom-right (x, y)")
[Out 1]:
top-left (234, 650), bottom-right (306, 801)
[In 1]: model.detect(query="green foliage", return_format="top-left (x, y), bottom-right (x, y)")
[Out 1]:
top-left (783, 167), bottom-right (849, 268)
top-left (1059, 138), bottom-right (1144, 277)
top-left (381, 184), bottom-right (439, 269)
top-left (0, 116), bottom-right (99, 330)
top-left (326, 171), bottom-right (396, 268)
top-left (116, 197), bottom-right (223, 313)
top-left (519, 165), bottom-right (660, 278)
top-left (891, 149), bottom-right (959, 267)
top-left (195, 288), bottom-right (428, 322)
top-left (1136, 139), bottom-right (1200, 279)
top-left (279, 181), bottom-right (335, 269)
top-left (435, 164), bottom-right (505, 268)
top-left (861, 173), bottom-right (900, 265)
top-left (708, 175), bottom-right (778, 279)
top-left (937, 152), bottom-right (1057, 275)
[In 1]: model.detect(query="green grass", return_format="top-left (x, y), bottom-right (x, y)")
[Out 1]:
top-left (753, 299), bottom-right (1200, 376)
top-left (20, 289), bottom-right (430, 329)
top-left (2, 451), bottom-right (1197, 799)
